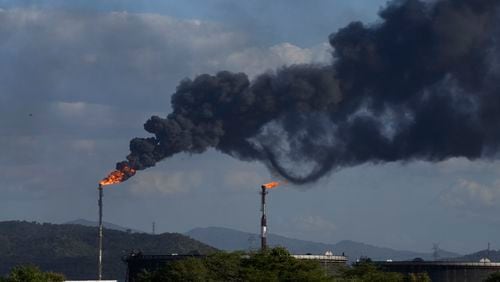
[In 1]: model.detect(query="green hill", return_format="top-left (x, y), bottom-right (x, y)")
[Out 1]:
top-left (0, 221), bottom-right (216, 281)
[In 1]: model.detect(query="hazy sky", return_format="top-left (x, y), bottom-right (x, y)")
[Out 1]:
top-left (1, 0), bottom-right (499, 255)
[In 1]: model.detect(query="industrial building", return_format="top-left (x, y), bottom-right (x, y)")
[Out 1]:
top-left (293, 252), bottom-right (348, 275)
top-left (377, 259), bottom-right (500, 282)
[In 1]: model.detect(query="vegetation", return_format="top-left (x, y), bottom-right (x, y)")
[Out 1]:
top-left (338, 261), bottom-right (404, 282)
top-left (335, 260), bottom-right (430, 282)
top-left (0, 220), bottom-right (216, 280)
top-left (138, 247), bottom-right (332, 282)
top-left (137, 248), bottom-right (430, 282)
top-left (0, 265), bottom-right (64, 282)
top-left (485, 271), bottom-right (500, 282)
top-left (0, 221), bottom-right (435, 281)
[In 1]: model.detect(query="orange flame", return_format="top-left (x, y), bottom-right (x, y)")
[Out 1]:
top-left (99, 165), bottom-right (136, 186)
top-left (261, 181), bottom-right (280, 189)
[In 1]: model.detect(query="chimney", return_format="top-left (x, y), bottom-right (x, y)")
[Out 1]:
top-left (260, 185), bottom-right (267, 251)
top-left (98, 184), bottom-right (103, 280)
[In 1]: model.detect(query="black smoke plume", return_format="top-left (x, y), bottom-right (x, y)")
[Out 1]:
top-left (119, 0), bottom-right (500, 184)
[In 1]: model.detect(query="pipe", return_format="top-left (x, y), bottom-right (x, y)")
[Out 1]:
top-left (98, 184), bottom-right (103, 280)
top-left (260, 185), bottom-right (267, 251)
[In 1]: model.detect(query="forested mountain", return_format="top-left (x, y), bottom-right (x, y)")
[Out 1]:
top-left (185, 226), bottom-right (460, 261)
top-left (65, 218), bottom-right (144, 233)
top-left (0, 221), bottom-right (216, 281)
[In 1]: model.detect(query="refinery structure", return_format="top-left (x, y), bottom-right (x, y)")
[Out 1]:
top-left (96, 179), bottom-right (351, 281)
top-left (126, 181), bottom-right (348, 281)
top-left (93, 177), bottom-right (500, 282)
top-left (378, 260), bottom-right (500, 282)
top-left (2, 0), bottom-right (500, 280)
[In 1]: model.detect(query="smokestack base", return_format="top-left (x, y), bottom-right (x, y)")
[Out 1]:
top-left (260, 186), bottom-right (267, 252)
top-left (98, 185), bottom-right (103, 280)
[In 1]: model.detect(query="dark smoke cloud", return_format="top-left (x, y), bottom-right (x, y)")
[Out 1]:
top-left (120, 0), bottom-right (500, 184)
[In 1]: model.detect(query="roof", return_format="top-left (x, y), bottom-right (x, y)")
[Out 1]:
top-left (292, 254), bottom-right (348, 261)
top-left (379, 261), bottom-right (500, 268)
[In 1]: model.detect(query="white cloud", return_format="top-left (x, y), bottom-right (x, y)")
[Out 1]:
top-left (292, 215), bottom-right (336, 232)
top-left (223, 42), bottom-right (331, 78)
top-left (440, 179), bottom-right (500, 208)
top-left (270, 42), bottom-right (331, 65)
top-left (0, 162), bottom-right (72, 197)
top-left (70, 139), bottom-right (97, 155)
top-left (0, 9), bottom-right (246, 111)
top-left (0, 8), bottom-right (332, 138)
top-left (0, 7), bottom-right (336, 202)
top-left (0, 7), bottom-right (334, 209)
top-left (128, 170), bottom-right (203, 196)
top-left (50, 102), bottom-right (114, 126)
top-left (435, 157), bottom-right (500, 174)
top-left (222, 169), bottom-right (268, 191)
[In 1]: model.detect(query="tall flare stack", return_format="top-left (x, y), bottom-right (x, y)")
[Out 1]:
top-left (97, 165), bottom-right (135, 280)
top-left (260, 185), bottom-right (267, 251)
top-left (98, 184), bottom-right (103, 280)
top-left (260, 182), bottom-right (280, 251)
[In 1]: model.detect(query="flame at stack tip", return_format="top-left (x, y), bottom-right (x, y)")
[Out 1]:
top-left (99, 163), bottom-right (136, 186)
top-left (261, 181), bottom-right (280, 189)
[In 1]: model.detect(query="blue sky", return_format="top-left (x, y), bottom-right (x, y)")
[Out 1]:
top-left (0, 0), bottom-right (499, 256)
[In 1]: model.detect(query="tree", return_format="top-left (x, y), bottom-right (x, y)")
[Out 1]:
top-left (485, 271), bottom-right (500, 282)
top-left (204, 252), bottom-right (242, 281)
top-left (405, 272), bottom-right (431, 282)
top-left (138, 247), bottom-right (332, 282)
top-left (0, 265), bottom-right (65, 282)
top-left (137, 248), bottom-right (431, 282)
top-left (140, 258), bottom-right (209, 282)
top-left (338, 261), bottom-right (404, 282)
top-left (241, 247), bottom-right (331, 282)
top-left (334, 261), bottom-right (430, 282)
